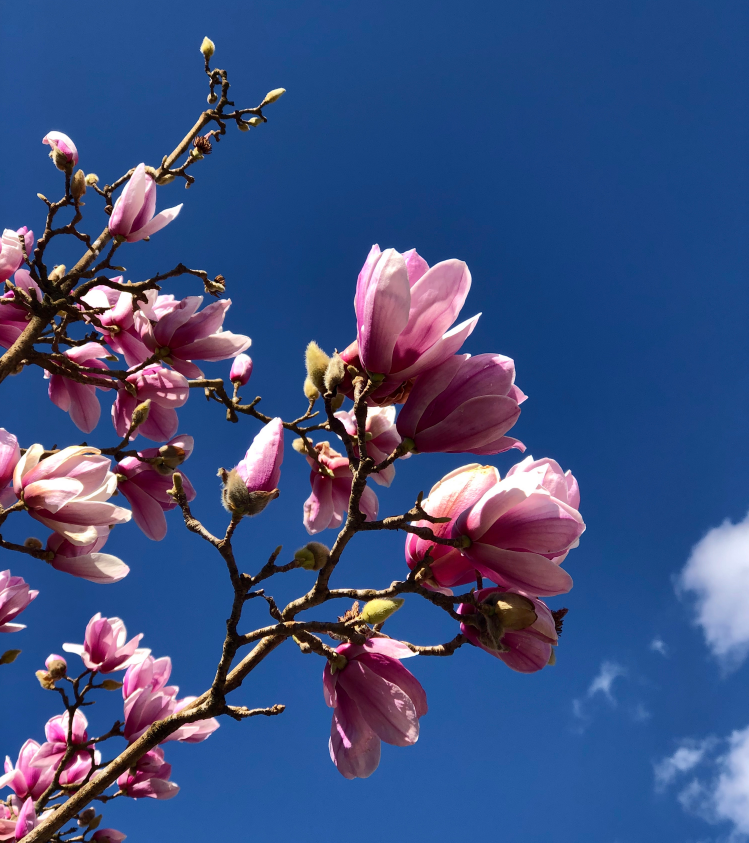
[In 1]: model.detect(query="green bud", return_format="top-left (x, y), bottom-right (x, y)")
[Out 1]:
top-left (248, 116), bottom-right (263, 127)
top-left (0, 649), bottom-right (21, 666)
top-left (200, 37), bottom-right (216, 60)
top-left (99, 679), bottom-right (123, 691)
top-left (130, 398), bottom-right (151, 430)
top-left (261, 88), bottom-right (286, 106)
top-left (324, 352), bottom-right (346, 394)
top-left (294, 541), bottom-right (330, 571)
top-left (303, 376), bottom-right (319, 402)
top-left (71, 169), bottom-right (86, 201)
top-left (483, 591), bottom-right (537, 631)
top-left (330, 392), bottom-right (345, 412)
top-left (237, 121), bottom-right (250, 132)
top-left (305, 341), bottom-right (330, 394)
top-left (360, 598), bottom-right (405, 625)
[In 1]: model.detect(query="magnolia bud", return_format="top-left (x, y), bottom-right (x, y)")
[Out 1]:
top-left (130, 399), bottom-right (151, 429)
top-left (360, 598), bottom-right (405, 625)
top-left (291, 437), bottom-right (307, 454)
top-left (484, 592), bottom-right (537, 631)
top-left (237, 121), bottom-right (250, 132)
top-left (248, 117), bottom-right (263, 127)
top-left (99, 679), bottom-right (123, 691)
top-left (230, 353), bottom-right (253, 386)
top-left (24, 537), bottom-right (43, 550)
top-left (207, 92), bottom-right (218, 105)
top-left (200, 37), bottom-right (216, 60)
top-left (262, 88), bottom-right (286, 106)
top-left (303, 377), bottom-right (319, 402)
top-left (45, 655), bottom-right (67, 679)
top-left (324, 352), bottom-right (345, 394)
top-left (35, 670), bottom-right (56, 690)
top-left (0, 649), bottom-right (21, 666)
top-left (77, 809), bottom-right (97, 827)
top-left (219, 468), bottom-right (279, 517)
top-left (48, 265), bottom-right (66, 282)
top-left (51, 148), bottom-right (72, 172)
top-left (156, 444), bottom-right (187, 473)
top-left (294, 541), bottom-right (330, 571)
top-left (71, 169), bottom-right (86, 200)
top-left (85, 173), bottom-right (99, 185)
top-left (330, 393), bottom-right (345, 411)
top-left (305, 341), bottom-right (330, 394)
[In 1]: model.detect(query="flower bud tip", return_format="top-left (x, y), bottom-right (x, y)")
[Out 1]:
top-left (200, 37), bottom-right (216, 60)
top-left (360, 598), bottom-right (405, 625)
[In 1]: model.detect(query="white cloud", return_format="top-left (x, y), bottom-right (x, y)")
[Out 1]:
top-left (588, 660), bottom-right (626, 703)
top-left (656, 727), bottom-right (749, 839)
top-left (678, 510), bottom-right (749, 669)
top-left (650, 637), bottom-right (668, 656)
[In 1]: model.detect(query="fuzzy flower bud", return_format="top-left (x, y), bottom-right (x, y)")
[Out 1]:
top-left (200, 37), bottom-right (216, 59)
top-left (248, 117), bottom-right (263, 127)
top-left (130, 399), bottom-right (151, 430)
top-left (23, 538), bottom-right (43, 550)
top-left (261, 88), bottom-right (286, 106)
top-left (71, 170), bottom-right (87, 201)
top-left (360, 597), bottom-right (405, 625)
top-left (85, 173), bottom-right (99, 186)
top-left (303, 377), bottom-right (319, 402)
top-left (35, 670), bottom-right (56, 690)
top-left (45, 654), bottom-right (67, 679)
top-left (324, 353), bottom-right (346, 394)
top-left (294, 541), bottom-right (330, 571)
top-left (305, 341), bottom-right (330, 394)
top-left (219, 469), bottom-right (279, 518)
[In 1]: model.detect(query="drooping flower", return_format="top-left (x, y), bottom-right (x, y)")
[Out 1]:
top-left (136, 295), bottom-right (251, 379)
top-left (13, 446), bottom-right (131, 546)
top-left (341, 246), bottom-right (479, 405)
top-left (116, 435), bottom-right (196, 540)
top-left (63, 614), bottom-right (149, 673)
top-left (46, 531), bottom-right (130, 584)
top-left (108, 164), bottom-right (182, 243)
top-left (302, 441), bottom-right (378, 534)
top-left (116, 748), bottom-right (178, 800)
top-left (0, 741), bottom-right (55, 801)
top-left (334, 405), bottom-right (404, 487)
top-left (0, 270), bottom-right (41, 348)
top-left (229, 353), bottom-right (253, 386)
top-left (0, 429), bottom-right (20, 507)
top-left (324, 638), bottom-right (427, 779)
top-left (30, 711), bottom-right (99, 787)
top-left (458, 585), bottom-right (558, 672)
top-left (0, 572), bottom-right (38, 633)
top-left (452, 457), bottom-right (584, 597)
top-left (111, 365), bottom-right (189, 442)
top-left (46, 343), bottom-right (114, 433)
top-left (396, 354), bottom-right (526, 455)
top-left (405, 464), bottom-right (501, 590)
top-left (42, 132), bottom-right (78, 168)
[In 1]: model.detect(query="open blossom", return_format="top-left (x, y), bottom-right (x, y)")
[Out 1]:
top-left (136, 295), bottom-right (251, 379)
top-left (0, 429), bottom-right (20, 507)
top-left (0, 741), bottom-right (54, 800)
top-left (0, 269), bottom-right (40, 348)
top-left (30, 711), bottom-right (99, 787)
top-left (334, 405), bottom-right (404, 487)
top-left (116, 435), bottom-right (196, 540)
top-left (14, 798), bottom-right (37, 841)
top-left (405, 464), bottom-right (500, 590)
top-left (13, 445), bottom-right (131, 546)
top-left (46, 343), bottom-right (113, 433)
top-left (302, 441), bottom-right (378, 534)
top-left (396, 354), bottom-right (526, 455)
top-left (229, 353), bottom-right (253, 385)
top-left (108, 163), bottom-right (182, 243)
top-left (452, 457), bottom-right (585, 597)
top-left (46, 531), bottom-right (130, 584)
top-left (324, 638), bottom-right (427, 779)
top-left (79, 285), bottom-right (152, 368)
top-left (63, 613), bottom-right (149, 673)
top-left (112, 365), bottom-right (189, 442)
top-left (116, 748), bottom-right (178, 800)
top-left (123, 684), bottom-right (176, 743)
top-left (42, 131), bottom-right (78, 167)
top-left (123, 655), bottom-right (175, 699)
top-left (168, 698), bottom-right (220, 744)
top-left (459, 586), bottom-right (558, 673)
top-left (341, 246), bottom-right (479, 405)
top-left (0, 230), bottom-right (31, 286)
top-left (0, 572), bottom-right (38, 634)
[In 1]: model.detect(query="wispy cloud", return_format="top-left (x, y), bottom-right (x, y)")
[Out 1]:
top-left (677, 510), bottom-right (749, 670)
top-left (655, 727), bottom-right (749, 840)
top-left (588, 660), bottom-right (626, 703)
top-left (650, 637), bottom-right (668, 657)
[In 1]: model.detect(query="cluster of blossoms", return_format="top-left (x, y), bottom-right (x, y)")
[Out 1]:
top-left (0, 613), bottom-right (218, 839)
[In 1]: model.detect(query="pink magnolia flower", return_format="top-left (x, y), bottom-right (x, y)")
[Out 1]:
top-left (324, 638), bottom-right (427, 780)
top-left (30, 711), bottom-right (99, 787)
top-left (0, 270), bottom-right (41, 348)
top-left (235, 419), bottom-right (283, 493)
top-left (111, 365), bottom-right (189, 442)
top-left (45, 654), bottom-right (66, 672)
top-left (13, 445), bottom-right (131, 546)
top-left (122, 655), bottom-right (175, 699)
top-left (14, 798), bottom-right (37, 841)
top-left (116, 435), bottom-right (196, 540)
top-left (334, 405), bottom-right (404, 487)
top-left (0, 805), bottom-right (15, 841)
top-left (167, 698), bottom-right (220, 744)
top-left (108, 164), bottom-right (182, 243)
top-left (46, 531), bottom-right (130, 584)
top-left (0, 232), bottom-right (24, 285)
top-left (405, 464), bottom-right (500, 591)
top-left (458, 585), bottom-right (558, 673)
top-left (0, 571), bottom-right (38, 633)
top-left (42, 132), bottom-right (78, 167)
top-left (229, 353), bottom-right (253, 385)
top-left (116, 748), bottom-right (178, 800)
top-left (79, 285), bottom-right (152, 368)
top-left (92, 830), bottom-right (126, 843)
top-left (63, 614), bottom-right (149, 673)
top-left (46, 343), bottom-right (113, 433)
top-left (136, 295), bottom-right (251, 378)
top-left (303, 442), bottom-right (378, 534)
top-left (123, 685), bottom-right (175, 743)
top-left (452, 457), bottom-right (585, 597)
top-left (0, 741), bottom-right (55, 801)
top-left (0, 429), bottom-right (20, 507)
top-left (396, 354), bottom-right (526, 455)
top-left (341, 246), bottom-right (479, 405)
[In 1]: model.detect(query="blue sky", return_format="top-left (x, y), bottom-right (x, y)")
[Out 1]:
top-left (1, 1), bottom-right (748, 840)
